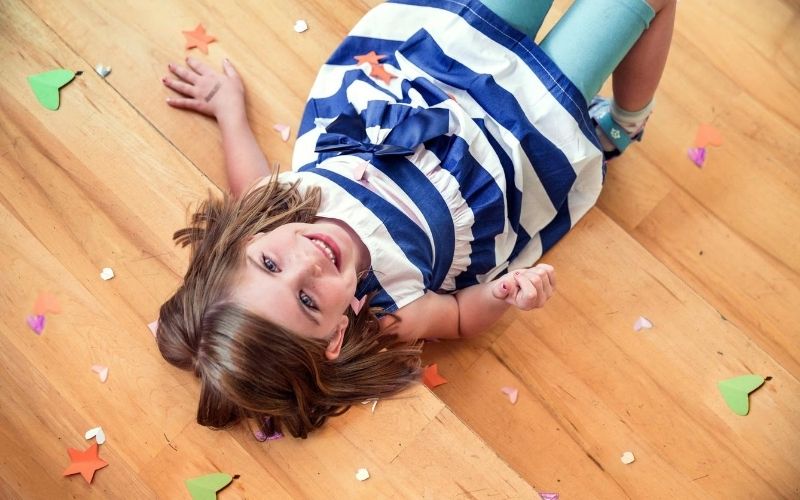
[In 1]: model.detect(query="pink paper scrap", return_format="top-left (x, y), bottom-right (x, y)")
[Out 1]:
top-left (273, 124), bottom-right (291, 142)
top-left (633, 316), bottom-right (653, 332)
top-left (539, 493), bottom-right (559, 500)
top-left (91, 364), bottom-right (109, 383)
top-left (501, 386), bottom-right (519, 404)
top-left (26, 314), bottom-right (46, 335)
top-left (687, 147), bottom-right (706, 167)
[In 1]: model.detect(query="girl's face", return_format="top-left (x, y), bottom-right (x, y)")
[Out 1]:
top-left (233, 219), bottom-right (369, 357)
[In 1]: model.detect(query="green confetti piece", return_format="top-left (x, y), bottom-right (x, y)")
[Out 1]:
top-left (27, 69), bottom-right (76, 110)
top-left (185, 473), bottom-right (233, 500)
top-left (718, 374), bottom-right (765, 416)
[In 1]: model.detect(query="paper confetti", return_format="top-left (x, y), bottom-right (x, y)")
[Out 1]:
top-left (351, 161), bottom-right (368, 181)
top-left (718, 374), bottom-right (765, 416)
top-left (633, 316), bottom-right (653, 332)
top-left (147, 320), bottom-right (158, 338)
top-left (100, 267), bottom-right (114, 280)
top-left (500, 387), bottom-right (519, 404)
top-left (350, 295), bottom-right (367, 314)
top-left (26, 314), bottom-right (46, 335)
top-left (94, 64), bottom-right (111, 78)
top-left (369, 64), bottom-right (396, 85)
top-left (91, 364), bottom-right (109, 383)
top-left (62, 442), bottom-right (108, 483)
top-left (254, 417), bottom-right (283, 441)
top-left (273, 124), bottom-right (291, 142)
top-left (687, 147), bottom-right (706, 167)
top-left (361, 398), bottom-right (379, 413)
top-left (28, 69), bottom-right (78, 110)
top-left (33, 291), bottom-right (62, 316)
top-left (185, 473), bottom-right (233, 500)
top-left (183, 24), bottom-right (216, 54)
top-left (293, 20), bottom-right (309, 33)
top-left (84, 426), bottom-right (106, 445)
top-left (620, 451), bottom-right (635, 464)
top-left (354, 51), bottom-right (386, 65)
top-left (694, 123), bottom-right (723, 148)
top-left (539, 493), bottom-right (559, 500)
top-left (422, 363), bottom-right (448, 389)
top-left (355, 468), bottom-right (370, 481)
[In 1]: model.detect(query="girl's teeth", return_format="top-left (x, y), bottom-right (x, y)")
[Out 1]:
top-left (312, 239), bottom-right (336, 264)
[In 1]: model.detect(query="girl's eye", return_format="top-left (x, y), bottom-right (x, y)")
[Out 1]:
top-left (299, 291), bottom-right (316, 310)
top-left (262, 255), bottom-right (279, 272)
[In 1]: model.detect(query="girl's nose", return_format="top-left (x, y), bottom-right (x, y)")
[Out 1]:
top-left (310, 263), bottom-right (322, 277)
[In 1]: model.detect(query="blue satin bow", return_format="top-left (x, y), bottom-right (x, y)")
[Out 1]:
top-left (314, 101), bottom-right (450, 159)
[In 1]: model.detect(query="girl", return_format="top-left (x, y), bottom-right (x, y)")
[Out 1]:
top-left (158, 0), bottom-right (675, 438)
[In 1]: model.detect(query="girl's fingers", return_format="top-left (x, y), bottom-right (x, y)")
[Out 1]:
top-left (222, 58), bottom-right (238, 77)
top-left (168, 63), bottom-right (199, 84)
top-left (163, 77), bottom-right (197, 98)
top-left (513, 272), bottom-right (537, 309)
top-left (536, 263), bottom-right (556, 289)
top-left (165, 96), bottom-right (202, 112)
top-left (186, 56), bottom-right (213, 76)
top-left (534, 267), bottom-right (553, 300)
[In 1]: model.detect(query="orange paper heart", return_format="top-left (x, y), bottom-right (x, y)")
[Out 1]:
top-left (694, 123), bottom-right (723, 148)
top-left (33, 291), bottom-right (61, 315)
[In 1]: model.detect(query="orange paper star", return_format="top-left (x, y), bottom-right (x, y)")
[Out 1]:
top-left (62, 443), bottom-right (108, 483)
top-left (370, 64), bottom-right (396, 85)
top-left (354, 51), bottom-right (386, 65)
top-left (422, 363), bottom-right (448, 389)
top-left (182, 24), bottom-right (216, 54)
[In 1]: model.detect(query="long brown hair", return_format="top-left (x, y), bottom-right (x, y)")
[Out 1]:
top-left (156, 174), bottom-right (422, 438)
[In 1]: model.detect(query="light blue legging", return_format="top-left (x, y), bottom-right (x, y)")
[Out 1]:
top-left (479, 0), bottom-right (655, 102)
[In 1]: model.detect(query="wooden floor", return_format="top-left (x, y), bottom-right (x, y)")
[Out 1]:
top-left (1, 0), bottom-right (798, 498)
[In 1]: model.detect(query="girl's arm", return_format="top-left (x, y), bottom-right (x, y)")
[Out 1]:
top-left (386, 264), bottom-right (556, 341)
top-left (163, 57), bottom-right (270, 197)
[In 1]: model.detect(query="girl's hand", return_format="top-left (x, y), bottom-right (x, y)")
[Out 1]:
top-left (491, 263), bottom-right (556, 310)
top-left (163, 57), bottom-right (245, 124)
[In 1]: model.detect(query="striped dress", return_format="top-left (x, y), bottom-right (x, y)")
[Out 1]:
top-left (280, 0), bottom-right (604, 313)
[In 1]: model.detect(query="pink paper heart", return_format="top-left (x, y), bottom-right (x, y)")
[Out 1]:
top-left (147, 320), bottom-right (158, 338)
top-left (352, 161), bottom-right (368, 181)
top-left (91, 364), bottom-right (109, 383)
top-left (501, 386), bottom-right (519, 404)
top-left (26, 314), bottom-right (46, 335)
top-left (273, 124), bottom-right (291, 142)
top-left (350, 296), bottom-right (367, 315)
top-left (687, 147), bottom-right (706, 167)
top-left (633, 316), bottom-right (653, 332)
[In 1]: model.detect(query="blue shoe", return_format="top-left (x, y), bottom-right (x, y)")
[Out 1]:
top-left (588, 96), bottom-right (644, 160)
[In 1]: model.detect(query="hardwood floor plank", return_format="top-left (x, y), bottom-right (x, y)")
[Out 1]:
top-left (428, 210), bottom-right (800, 498)
top-left (632, 188), bottom-right (800, 377)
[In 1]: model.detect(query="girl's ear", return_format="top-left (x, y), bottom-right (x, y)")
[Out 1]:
top-left (324, 315), bottom-right (349, 360)
top-left (245, 232), bottom-right (265, 243)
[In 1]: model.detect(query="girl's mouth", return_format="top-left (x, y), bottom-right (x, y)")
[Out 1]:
top-left (307, 234), bottom-right (341, 272)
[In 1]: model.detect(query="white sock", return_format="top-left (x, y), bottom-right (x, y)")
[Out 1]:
top-left (611, 99), bottom-right (654, 136)
top-left (596, 99), bottom-right (654, 151)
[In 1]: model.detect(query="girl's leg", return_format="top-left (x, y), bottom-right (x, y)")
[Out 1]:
top-left (612, 0), bottom-right (676, 112)
top-left (479, 0), bottom-right (554, 40)
top-left (539, 0), bottom-right (676, 156)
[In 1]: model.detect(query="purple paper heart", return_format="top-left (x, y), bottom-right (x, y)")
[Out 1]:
top-left (687, 147), bottom-right (706, 167)
top-left (26, 314), bottom-right (46, 335)
top-left (539, 493), bottom-right (559, 500)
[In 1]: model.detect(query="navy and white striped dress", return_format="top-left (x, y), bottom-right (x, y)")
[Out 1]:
top-left (279, 0), bottom-right (604, 313)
